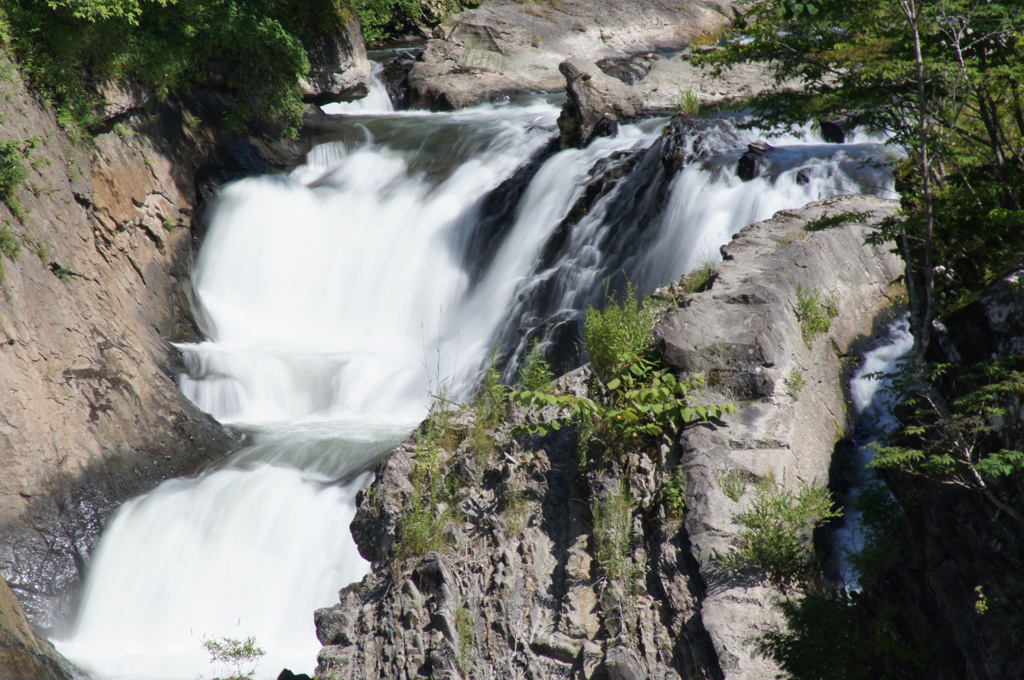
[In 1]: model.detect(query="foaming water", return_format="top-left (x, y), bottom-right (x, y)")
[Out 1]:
top-left (58, 100), bottom-right (895, 679)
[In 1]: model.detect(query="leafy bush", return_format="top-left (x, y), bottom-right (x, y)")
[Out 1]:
top-left (0, 0), bottom-right (353, 135)
top-left (868, 358), bottom-right (1024, 497)
top-left (720, 478), bottom-right (840, 591)
top-left (513, 285), bottom-right (735, 465)
top-left (511, 356), bottom-right (734, 456)
top-left (517, 339), bottom-right (553, 391)
top-left (202, 635), bottom-right (265, 680)
top-left (354, 0), bottom-right (480, 45)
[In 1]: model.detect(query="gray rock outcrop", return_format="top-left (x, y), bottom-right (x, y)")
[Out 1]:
top-left (314, 193), bottom-right (904, 679)
top-left (407, 0), bottom-right (737, 109)
top-left (557, 58), bottom-right (643, 149)
top-left (658, 194), bottom-right (903, 679)
top-left (0, 67), bottom-right (245, 629)
top-left (301, 15), bottom-right (372, 104)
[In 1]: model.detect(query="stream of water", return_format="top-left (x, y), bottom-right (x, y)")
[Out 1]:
top-left (832, 316), bottom-right (914, 588)
top-left (55, 83), bottom-right (895, 679)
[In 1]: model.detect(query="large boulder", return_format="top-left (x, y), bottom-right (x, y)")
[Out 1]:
top-left (557, 58), bottom-right (642, 149)
top-left (301, 16), bottom-right (371, 105)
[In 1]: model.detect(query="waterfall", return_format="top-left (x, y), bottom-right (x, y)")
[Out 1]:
top-left (56, 91), bottom-right (895, 679)
top-left (831, 315), bottom-right (914, 588)
top-left (320, 61), bottom-right (396, 115)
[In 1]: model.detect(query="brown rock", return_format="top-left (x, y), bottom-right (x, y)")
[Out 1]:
top-left (0, 578), bottom-right (76, 680)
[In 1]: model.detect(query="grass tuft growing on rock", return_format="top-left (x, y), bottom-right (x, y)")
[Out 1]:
top-left (593, 483), bottom-right (635, 583)
top-left (0, 139), bottom-right (32, 221)
top-left (795, 284), bottom-right (838, 344)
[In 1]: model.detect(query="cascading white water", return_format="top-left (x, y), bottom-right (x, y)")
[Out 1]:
top-left (57, 86), bottom-right (895, 679)
top-left (832, 316), bottom-right (914, 588)
top-left (321, 61), bottom-right (396, 115)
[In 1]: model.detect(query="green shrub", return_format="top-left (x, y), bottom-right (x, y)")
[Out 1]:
top-left (720, 478), bottom-right (840, 591)
top-left (394, 492), bottom-right (450, 561)
top-left (202, 635), bottom-right (265, 680)
top-left (511, 356), bottom-right (734, 458)
top-left (0, 139), bottom-right (32, 220)
top-left (784, 368), bottom-right (806, 398)
top-left (584, 282), bottom-right (655, 383)
top-left (1, 0), bottom-right (354, 136)
top-left (513, 285), bottom-right (735, 466)
top-left (517, 339), bottom-right (553, 391)
top-left (662, 464), bottom-right (687, 518)
top-left (716, 468), bottom-right (746, 502)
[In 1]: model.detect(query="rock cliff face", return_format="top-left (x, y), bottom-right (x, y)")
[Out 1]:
top-left (658, 194), bottom-right (903, 678)
top-left (0, 16), bottom-right (370, 641)
top-left (0, 69), bottom-right (238, 634)
top-left (313, 193), bottom-right (903, 679)
top-left (0, 578), bottom-right (77, 680)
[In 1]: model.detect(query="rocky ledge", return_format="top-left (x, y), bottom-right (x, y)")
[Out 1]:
top-left (313, 193), bottom-right (903, 680)
top-left (405, 0), bottom-right (781, 111)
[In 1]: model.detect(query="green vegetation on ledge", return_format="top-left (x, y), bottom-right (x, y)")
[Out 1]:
top-left (0, 0), bottom-right (355, 136)
top-left (353, 0), bottom-right (481, 45)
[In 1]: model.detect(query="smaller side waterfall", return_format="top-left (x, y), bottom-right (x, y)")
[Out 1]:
top-left (320, 61), bottom-right (395, 115)
top-left (831, 315), bottom-right (914, 588)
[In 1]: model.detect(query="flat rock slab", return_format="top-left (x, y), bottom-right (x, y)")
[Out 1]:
top-left (408, 0), bottom-right (738, 109)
